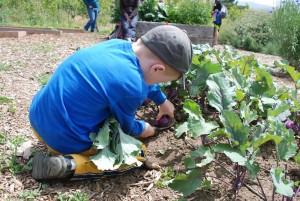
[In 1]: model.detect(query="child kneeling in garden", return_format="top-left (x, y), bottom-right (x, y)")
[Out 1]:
top-left (29, 25), bottom-right (193, 180)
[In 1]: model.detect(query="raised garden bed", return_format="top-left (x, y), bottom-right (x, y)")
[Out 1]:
top-left (136, 21), bottom-right (214, 46)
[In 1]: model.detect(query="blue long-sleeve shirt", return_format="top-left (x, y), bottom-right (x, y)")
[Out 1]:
top-left (83, 0), bottom-right (100, 11)
top-left (29, 39), bottom-right (166, 154)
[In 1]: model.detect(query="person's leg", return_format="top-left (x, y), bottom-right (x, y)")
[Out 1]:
top-left (213, 25), bottom-right (220, 46)
top-left (90, 9), bottom-right (98, 32)
top-left (127, 15), bottom-right (138, 41)
top-left (31, 128), bottom-right (147, 180)
top-left (69, 145), bottom-right (147, 180)
top-left (121, 16), bottom-right (130, 39)
top-left (84, 9), bottom-right (96, 31)
top-left (213, 27), bottom-right (218, 45)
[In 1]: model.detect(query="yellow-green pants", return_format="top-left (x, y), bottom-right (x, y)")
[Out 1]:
top-left (32, 129), bottom-right (147, 179)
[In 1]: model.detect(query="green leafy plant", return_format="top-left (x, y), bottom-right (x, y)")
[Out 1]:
top-left (138, 0), bottom-right (167, 22)
top-left (155, 166), bottom-right (175, 188)
top-left (166, 0), bottom-right (212, 25)
top-left (138, 0), bottom-right (212, 25)
top-left (89, 118), bottom-right (143, 171)
top-left (0, 132), bottom-right (29, 175)
top-left (149, 44), bottom-right (300, 200)
top-left (269, 0), bottom-right (300, 69)
top-left (219, 10), bottom-right (273, 53)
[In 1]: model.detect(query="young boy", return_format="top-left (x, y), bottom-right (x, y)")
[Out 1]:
top-left (30, 25), bottom-right (193, 180)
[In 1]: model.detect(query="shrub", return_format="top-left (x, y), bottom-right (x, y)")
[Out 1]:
top-left (219, 10), bottom-right (273, 53)
top-left (0, 0), bottom-right (113, 30)
top-left (269, 0), bottom-right (300, 69)
top-left (138, 0), bottom-right (167, 22)
top-left (138, 0), bottom-right (212, 25)
top-left (166, 0), bottom-right (212, 25)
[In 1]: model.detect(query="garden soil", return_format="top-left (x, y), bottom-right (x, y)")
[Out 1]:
top-left (0, 33), bottom-right (299, 201)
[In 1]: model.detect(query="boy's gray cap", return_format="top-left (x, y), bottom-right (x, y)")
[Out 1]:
top-left (141, 25), bottom-right (193, 73)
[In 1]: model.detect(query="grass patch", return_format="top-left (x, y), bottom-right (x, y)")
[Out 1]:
top-left (36, 72), bottom-right (52, 86)
top-left (0, 96), bottom-right (12, 103)
top-left (0, 131), bottom-right (30, 176)
top-left (0, 62), bottom-right (13, 71)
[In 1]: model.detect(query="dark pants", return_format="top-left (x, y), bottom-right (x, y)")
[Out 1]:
top-left (121, 15), bottom-right (138, 41)
top-left (84, 9), bottom-right (98, 32)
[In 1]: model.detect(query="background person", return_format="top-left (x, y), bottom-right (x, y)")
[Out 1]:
top-left (212, 0), bottom-right (222, 45)
top-left (120, 0), bottom-right (139, 42)
top-left (30, 25), bottom-right (193, 181)
top-left (83, 0), bottom-right (100, 32)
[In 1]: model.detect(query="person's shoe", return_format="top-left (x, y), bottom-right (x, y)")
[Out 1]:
top-left (32, 152), bottom-right (75, 180)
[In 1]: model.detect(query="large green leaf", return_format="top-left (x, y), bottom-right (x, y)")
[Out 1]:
top-left (239, 101), bottom-right (258, 126)
top-left (168, 170), bottom-right (202, 196)
top-left (294, 152), bottom-right (300, 164)
top-left (119, 127), bottom-right (142, 153)
top-left (253, 133), bottom-right (283, 150)
top-left (176, 99), bottom-right (219, 138)
top-left (267, 103), bottom-right (290, 122)
top-left (207, 72), bottom-right (236, 112)
top-left (91, 121), bottom-right (111, 149)
top-left (245, 149), bottom-right (260, 178)
top-left (183, 99), bottom-right (202, 120)
top-left (187, 118), bottom-right (219, 138)
top-left (270, 168), bottom-right (294, 197)
top-left (269, 120), bottom-right (298, 161)
top-left (90, 146), bottom-right (117, 170)
top-left (230, 67), bottom-right (250, 90)
top-left (211, 144), bottom-right (247, 165)
top-left (206, 128), bottom-right (228, 139)
top-left (189, 61), bottom-right (222, 95)
top-left (276, 133), bottom-right (298, 161)
top-left (189, 146), bottom-right (215, 168)
top-left (281, 65), bottom-right (300, 83)
top-left (238, 55), bottom-right (256, 77)
top-left (90, 118), bottom-right (143, 171)
top-left (220, 110), bottom-right (249, 146)
top-left (175, 122), bottom-right (188, 138)
top-left (250, 68), bottom-right (276, 96)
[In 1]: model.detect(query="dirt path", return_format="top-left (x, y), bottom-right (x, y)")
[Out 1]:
top-left (0, 33), bottom-right (296, 201)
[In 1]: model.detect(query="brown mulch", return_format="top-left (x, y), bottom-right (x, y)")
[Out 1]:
top-left (0, 33), bottom-right (298, 201)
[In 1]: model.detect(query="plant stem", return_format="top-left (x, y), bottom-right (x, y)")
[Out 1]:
top-left (256, 176), bottom-right (267, 201)
top-left (291, 185), bottom-right (300, 201)
top-left (213, 160), bottom-right (267, 200)
top-left (184, 136), bottom-right (197, 150)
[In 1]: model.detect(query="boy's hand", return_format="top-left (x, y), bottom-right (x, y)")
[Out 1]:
top-left (156, 99), bottom-right (175, 120)
top-left (139, 122), bottom-right (155, 138)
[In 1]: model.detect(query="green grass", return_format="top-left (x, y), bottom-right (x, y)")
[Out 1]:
top-left (0, 131), bottom-right (30, 176)
top-left (36, 73), bottom-right (52, 86)
top-left (0, 62), bottom-right (13, 71)
top-left (0, 96), bottom-right (12, 103)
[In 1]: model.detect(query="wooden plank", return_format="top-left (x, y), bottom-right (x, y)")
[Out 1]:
top-left (0, 26), bottom-right (62, 35)
top-left (136, 21), bottom-right (214, 46)
top-left (0, 31), bottom-right (27, 38)
top-left (57, 28), bottom-right (85, 33)
top-left (0, 26), bottom-right (85, 34)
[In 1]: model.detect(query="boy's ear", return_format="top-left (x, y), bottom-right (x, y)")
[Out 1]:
top-left (149, 64), bottom-right (165, 73)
